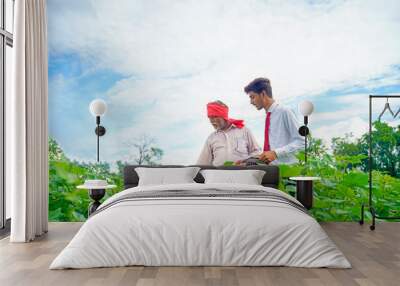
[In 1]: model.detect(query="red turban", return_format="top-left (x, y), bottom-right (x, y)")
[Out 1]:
top-left (207, 103), bottom-right (245, 129)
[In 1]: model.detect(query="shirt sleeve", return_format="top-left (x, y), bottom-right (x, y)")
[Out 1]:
top-left (196, 138), bottom-right (213, 165)
top-left (245, 127), bottom-right (262, 157)
top-left (273, 108), bottom-right (305, 158)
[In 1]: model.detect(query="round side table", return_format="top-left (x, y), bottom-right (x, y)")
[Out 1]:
top-left (77, 184), bottom-right (116, 216)
top-left (289, 177), bottom-right (320, 210)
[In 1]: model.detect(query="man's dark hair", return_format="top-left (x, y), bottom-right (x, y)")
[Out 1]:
top-left (244, 77), bottom-right (273, 98)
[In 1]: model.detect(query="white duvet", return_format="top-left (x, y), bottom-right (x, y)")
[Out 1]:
top-left (50, 183), bottom-right (351, 269)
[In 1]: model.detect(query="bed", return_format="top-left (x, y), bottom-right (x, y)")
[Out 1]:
top-left (50, 165), bottom-right (350, 269)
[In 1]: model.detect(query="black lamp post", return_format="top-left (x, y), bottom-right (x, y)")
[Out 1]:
top-left (298, 100), bottom-right (314, 164)
top-left (89, 99), bottom-right (107, 162)
top-left (290, 100), bottom-right (318, 210)
top-left (85, 99), bottom-right (108, 215)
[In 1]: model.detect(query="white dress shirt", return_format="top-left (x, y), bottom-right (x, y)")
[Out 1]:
top-left (266, 102), bottom-right (305, 165)
top-left (197, 125), bottom-right (261, 166)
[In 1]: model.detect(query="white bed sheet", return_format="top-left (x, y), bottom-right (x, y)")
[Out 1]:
top-left (50, 183), bottom-right (351, 269)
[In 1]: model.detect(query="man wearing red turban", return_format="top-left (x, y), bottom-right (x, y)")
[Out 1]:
top-left (197, 101), bottom-right (261, 166)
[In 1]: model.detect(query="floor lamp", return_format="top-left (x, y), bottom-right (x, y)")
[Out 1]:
top-left (83, 99), bottom-right (110, 216)
top-left (298, 100), bottom-right (314, 163)
top-left (290, 100), bottom-right (319, 210)
top-left (89, 99), bottom-right (107, 162)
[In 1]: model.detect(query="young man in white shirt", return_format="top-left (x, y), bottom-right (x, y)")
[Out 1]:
top-left (197, 101), bottom-right (261, 166)
top-left (244, 77), bottom-right (304, 165)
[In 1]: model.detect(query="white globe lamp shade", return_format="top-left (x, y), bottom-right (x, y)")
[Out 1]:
top-left (89, 99), bottom-right (107, 117)
top-left (298, 100), bottom-right (314, 116)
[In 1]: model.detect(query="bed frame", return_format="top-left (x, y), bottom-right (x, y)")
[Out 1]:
top-left (123, 165), bottom-right (280, 189)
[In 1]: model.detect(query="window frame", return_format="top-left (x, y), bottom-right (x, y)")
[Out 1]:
top-left (0, 0), bottom-right (13, 233)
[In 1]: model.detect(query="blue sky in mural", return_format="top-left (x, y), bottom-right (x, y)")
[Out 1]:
top-left (47, 0), bottom-right (400, 165)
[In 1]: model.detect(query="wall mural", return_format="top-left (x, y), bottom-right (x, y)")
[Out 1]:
top-left (48, 0), bottom-right (400, 222)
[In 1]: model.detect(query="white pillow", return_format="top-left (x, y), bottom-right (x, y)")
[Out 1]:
top-left (200, 169), bottom-right (266, 185)
top-left (135, 167), bottom-right (201, 186)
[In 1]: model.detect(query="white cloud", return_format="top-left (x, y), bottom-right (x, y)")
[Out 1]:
top-left (48, 0), bottom-right (400, 97)
top-left (313, 92), bottom-right (400, 124)
top-left (47, 0), bottom-right (400, 163)
top-left (313, 116), bottom-right (368, 147)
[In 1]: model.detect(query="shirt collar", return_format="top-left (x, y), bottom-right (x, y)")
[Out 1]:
top-left (215, 123), bottom-right (235, 133)
top-left (266, 101), bottom-right (278, 113)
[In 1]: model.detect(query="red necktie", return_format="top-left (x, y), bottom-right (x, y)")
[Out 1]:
top-left (264, 112), bottom-right (271, 151)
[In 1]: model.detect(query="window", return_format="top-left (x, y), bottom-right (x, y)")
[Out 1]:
top-left (0, 0), bottom-right (13, 233)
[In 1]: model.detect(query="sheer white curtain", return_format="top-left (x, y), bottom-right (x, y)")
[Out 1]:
top-left (9, 0), bottom-right (48, 242)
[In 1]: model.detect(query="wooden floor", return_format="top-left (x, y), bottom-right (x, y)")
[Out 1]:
top-left (0, 222), bottom-right (399, 286)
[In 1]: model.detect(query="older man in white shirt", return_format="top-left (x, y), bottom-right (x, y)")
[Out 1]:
top-left (197, 101), bottom-right (261, 166)
top-left (244, 77), bottom-right (304, 165)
